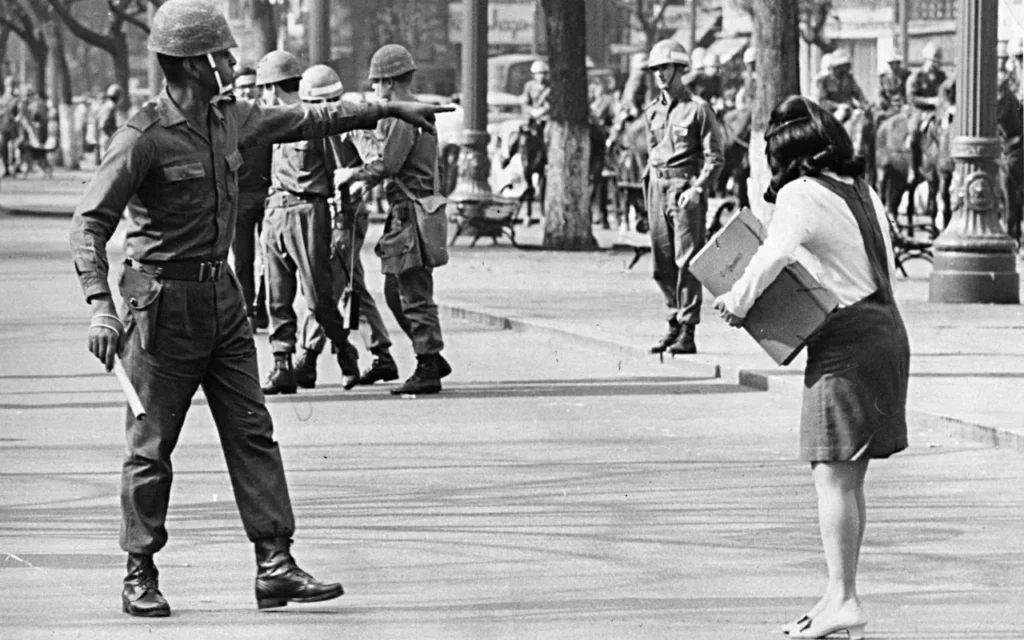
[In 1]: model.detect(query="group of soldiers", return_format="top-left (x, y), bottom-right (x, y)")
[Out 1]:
top-left (0, 78), bottom-right (54, 176)
top-left (232, 45), bottom-right (450, 399)
top-left (69, 0), bottom-right (452, 617)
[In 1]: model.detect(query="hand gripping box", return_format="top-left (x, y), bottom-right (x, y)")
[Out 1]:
top-left (691, 208), bottom-right (839, 365)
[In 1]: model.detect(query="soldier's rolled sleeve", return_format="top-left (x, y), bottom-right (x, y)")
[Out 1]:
top-left (694, 103), bottom-right (725, 191)
top-left (238, 100), bottom-right (384, 148)
top-left (69, 128), bottom-right (150, 302)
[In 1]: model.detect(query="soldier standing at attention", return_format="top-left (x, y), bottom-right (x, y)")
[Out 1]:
top-left (905, 42), bottom-right (948, 184)
top-left (231, 65), bottom-right (271, 330)
top-left (256, 50), bottom-right (361, 395)
top-left (292, 64), bottom-right (400, 390)
top-left (69, 0), bottom-right (450, 617)
top-left (643, 39), bottom-right (724, 356)
top-left (337, 44), bottom-right (451, 395)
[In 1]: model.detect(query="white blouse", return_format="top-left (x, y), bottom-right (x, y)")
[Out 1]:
top-left (717, 172), bottom-right (897, 318)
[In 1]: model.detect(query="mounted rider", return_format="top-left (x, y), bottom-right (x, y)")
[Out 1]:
top-left (813, 48), bottom-right (868, 120)
top-left (520, 59), bottom-right (551, 124)
top-left (877, 52), bottom-right (910, 116)
top-left (906, 41), bottom-right (948, 184)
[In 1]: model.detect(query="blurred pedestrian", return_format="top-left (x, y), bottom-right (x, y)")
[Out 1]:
top-left (714, 96), bottom-right (909, 640)
top-left (69, 0), bottom-right (450, 617)
top-left (231, 65), bottom-right (271, 331)
top-left (96, 84), bottom-right (123, 158)
top-left (337, 44), bottom-right (451, 395)
top-left (643, 39), bottom-right (724, 356)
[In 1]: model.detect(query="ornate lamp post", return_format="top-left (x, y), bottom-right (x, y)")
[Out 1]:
top-left (448, 0), bottom-right (497, 219)
top-left (929, 0), bottom-right (1019, 303)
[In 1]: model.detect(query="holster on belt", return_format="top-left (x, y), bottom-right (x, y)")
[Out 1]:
top-left (119, 263), bottom-right (163, 353)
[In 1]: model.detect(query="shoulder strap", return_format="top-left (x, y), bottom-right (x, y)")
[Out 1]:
top-left (126, 103), bottom-right (159, 132)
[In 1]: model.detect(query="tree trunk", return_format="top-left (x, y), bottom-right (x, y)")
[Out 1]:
top-left (54, 25), bottom-right (77, 169)
top-left (112, 34), bottom-right (130, 113)
top-left (540, 0), bottom-right (596, 250)
top-left (749, 0), bottom-right (801, 225)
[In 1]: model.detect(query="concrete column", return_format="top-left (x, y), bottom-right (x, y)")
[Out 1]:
top-left (448, 0), bottom-right (494, 214)
top-left (928, 0), bottom-right (1019, 303)
top-left (308, 0), bottom-right (330, 65)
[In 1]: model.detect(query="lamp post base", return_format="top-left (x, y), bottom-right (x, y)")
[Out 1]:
top-left (929, 251), bottom-right (1020, 303)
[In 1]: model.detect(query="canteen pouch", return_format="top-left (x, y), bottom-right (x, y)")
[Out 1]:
top-left (393, 178), bottom-right (449, 268)
top-left (118, 262), bottom-right (163, 353)
top-left (375, 209), bottom-right (424, 275)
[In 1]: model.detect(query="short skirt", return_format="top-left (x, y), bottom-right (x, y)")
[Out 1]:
top-left (801, 291), bottom-right (910, 461)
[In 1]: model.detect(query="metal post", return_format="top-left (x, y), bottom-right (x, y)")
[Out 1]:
top-left (308, 0), bottom-right (330, 65)
top-left (689, 0), bottom-right (698, 54)
top-left (147, 3), bottom-right (161, 97)
top-left (928, 0), bottom-right (1019, 303)
top-left (448, 0), bottom-right (495, 217)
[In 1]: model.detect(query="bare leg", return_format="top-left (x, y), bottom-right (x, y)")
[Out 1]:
top-left (792, 460), bottom-right (869, 637)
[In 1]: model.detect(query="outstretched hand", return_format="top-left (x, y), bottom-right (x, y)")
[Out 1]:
top-left (387, 102), bottom-right (455, 135)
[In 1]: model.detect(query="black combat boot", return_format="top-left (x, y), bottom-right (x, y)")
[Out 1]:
top-left (667, 323), bottom-right (697, 355)
top-left (254, 537), bottom-right (343, 610)
top-left (650, 319), bottom-right (682, 354)
top-left (390, 354), bottom-right (442, 395)
top-left (121, 553), bottom-right (170, 617)
top-left (262, 354), bottom-right (297, 395)
top-left (358, 348), bottom-right (399, 385)
top-left (336, 340), bottom-right (360, 390)
top-left (294, 349), bottom-right (320, 389)
top-left (436, 353), bottom-right (452, 379)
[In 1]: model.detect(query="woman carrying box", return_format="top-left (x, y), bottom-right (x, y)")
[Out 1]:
top-left (714, 95), bottom-right (910, 640)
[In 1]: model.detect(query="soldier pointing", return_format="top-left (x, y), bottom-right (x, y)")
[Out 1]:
top-left (69, 0), bottom-right (450, 618)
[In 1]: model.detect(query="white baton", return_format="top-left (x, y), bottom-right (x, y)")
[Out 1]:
top-left (113, 359), bottom-right (146, 420)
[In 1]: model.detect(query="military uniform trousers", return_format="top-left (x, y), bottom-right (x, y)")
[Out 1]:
top-left (232, 191), bottom-right (267, 317)
top-left (646, 175), bottom-right (707, 325)
top-left (118, 263), bottom-right (294, 554)
top-left (298, 211), bottom-right (392, 354)
top-left (263, 192), bottom-right (351, 355)
top-left (382, 200), bottom-right (444, 356)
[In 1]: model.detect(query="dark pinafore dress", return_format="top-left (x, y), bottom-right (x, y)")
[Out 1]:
top-left (800, 175), bottom-right (910, 462)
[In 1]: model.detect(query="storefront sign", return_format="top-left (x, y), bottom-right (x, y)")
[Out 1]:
top-left (449, 2), bottom-right (535, 47)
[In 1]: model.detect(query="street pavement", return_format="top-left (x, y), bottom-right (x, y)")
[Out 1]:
top-left (1, 174), bottom-right (1023, 638)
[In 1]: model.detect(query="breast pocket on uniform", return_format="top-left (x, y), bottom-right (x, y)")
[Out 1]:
top-left (153, 160), bottom-right (207, 213)
top-left (159, 161), bottom-right (206, 183)
top-left (671, 122), bottom-right (691, 146)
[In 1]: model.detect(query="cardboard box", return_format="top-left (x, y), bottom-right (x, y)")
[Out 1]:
top-left (691, 208), bottom-right (839, 365)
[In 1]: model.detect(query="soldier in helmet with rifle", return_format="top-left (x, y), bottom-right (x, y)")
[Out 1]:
top-left (69, 0), bottom-right (450, 618)
top-left (255, 50), bottom-right (362, 395)
top-left (292, 64), bottom-right (401, 391)
top-left (643, 39), bottom-right (724, 357)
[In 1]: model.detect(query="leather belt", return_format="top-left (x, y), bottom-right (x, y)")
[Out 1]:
top-left (129, 258), bottom-right (226, 282)
top-left (266, 191), bottom-right (328, 208)
top-left (652, 166), bottom-right (695, 181)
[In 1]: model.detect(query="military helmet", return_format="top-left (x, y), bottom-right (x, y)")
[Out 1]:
top-left (234, 66), bottom-right (257, 88)
top-left (829, 48), bottom-right (851, 67)
top-left (922, 42), bottom-right (943, 61)
top-left (645, 39), bottom-right (690, 69)
top-left (703, 52), bottom-right (721, 68)
top-left (368, 44), bottom-right (416, 81)
top-left (256, 50), bottom-right (303, 87)
top-left (888, 51), bottom-right (904, 63)
top-left (819, 53), bottom-right (833, 75)
top-left (742, 47), bottom-right (756, 65)
top-left (530, 59), bottom-right (550, 74)
top-left (106, 83), bottom-right (124, 99)
top-left (300, 65), bottom-right (344, 101)
top-left (148, 0), bottom-right (238, 57)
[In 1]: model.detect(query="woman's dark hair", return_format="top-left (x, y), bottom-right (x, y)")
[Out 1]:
top-left (763, 95), bottom-right (864, 203)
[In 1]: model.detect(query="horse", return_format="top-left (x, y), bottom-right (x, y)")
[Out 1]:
top-left (501, 117), bottom-right (547, 225)
top-left (605, 109), bottom-right (649, 233)
top-left (875, 109), bottom-right (913, 229)
top-left (835, 105), bottom-right (876, 190)
top-left (997, 83), bottom-right (1023, 244)
top-left (909, 101), bottom-right (955, 233)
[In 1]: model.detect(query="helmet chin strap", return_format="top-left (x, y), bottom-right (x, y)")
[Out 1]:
top-left (206, 53), bottom-right (234, 96)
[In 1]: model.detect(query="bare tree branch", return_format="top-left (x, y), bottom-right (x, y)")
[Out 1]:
top-left (43, 0), bottom-right (114, 52)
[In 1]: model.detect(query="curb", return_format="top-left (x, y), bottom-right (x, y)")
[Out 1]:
top-left (440, 303), bottom-right (1024, 454)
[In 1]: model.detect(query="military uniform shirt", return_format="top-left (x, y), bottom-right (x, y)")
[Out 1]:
top-left (906, 67), bottom-right (948, 110)
top-left (521, 80), bottom-right (551, 119)
top-left (814, 73), bottom-right (867, 111)
top-left (270, 133), bottom-right (346, 199)
top-left (355, 110), bottom-right (437, 204)
top-left (237, 143), bottom-right (272, 195)
top-left (70, 87), bottom-right (383, 302)
top-left (878, 68), bottom-right (910, 108)
top-left (644, 84), bottom-right (725, 191)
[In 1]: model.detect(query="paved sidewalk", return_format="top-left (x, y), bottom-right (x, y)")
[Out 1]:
top-left (7, 169), bottom-right (1023, 451)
